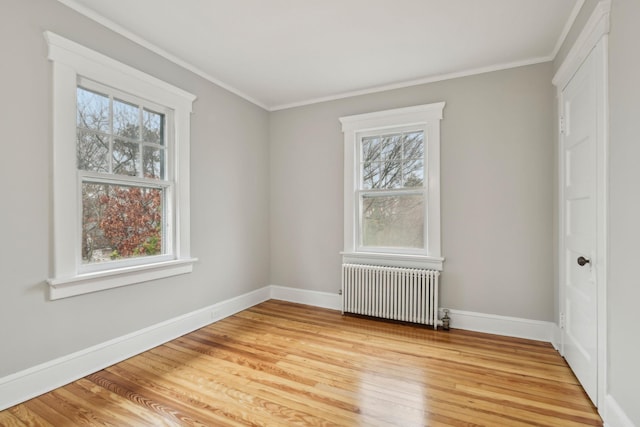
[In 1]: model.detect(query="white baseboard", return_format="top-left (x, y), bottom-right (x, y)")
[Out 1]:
top-left (551, 322), bottom-right (563, 352)
top-left (0, 286), bottom-right (271, 411)
top-left (603, 394), bottom-right (636, 427)
top-left (270, 285), bottom-right (556, 344)
top-left (270, 285), bottom-right (342, 311)
top-left (444, 308), bottom-right (555, 343)
top-left (0, 284), bottom-right (560, 412)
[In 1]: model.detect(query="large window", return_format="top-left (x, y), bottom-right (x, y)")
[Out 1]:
top-left (340, 103), bottom-right (444, 270)
top-left (46, 32), bottom-right (196, 299)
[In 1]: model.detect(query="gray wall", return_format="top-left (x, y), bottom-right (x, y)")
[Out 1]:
top-left (608, 0), bottom-right (640, 423)
top-left (270, 63), bottom-right (555, 321)
top-left (0, 0), bottom-right (270, 377)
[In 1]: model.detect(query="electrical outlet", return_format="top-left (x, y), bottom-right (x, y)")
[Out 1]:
top-left (559, 313), bottom-right (566, 329)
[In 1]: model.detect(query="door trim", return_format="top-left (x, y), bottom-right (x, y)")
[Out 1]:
top-left (553, 0), bottom-right (610, 410)
top-left (553, 0), bottom-right (610, 90)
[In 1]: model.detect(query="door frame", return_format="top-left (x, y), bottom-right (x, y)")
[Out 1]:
top-left (552, 0), bottom-right (610, 409)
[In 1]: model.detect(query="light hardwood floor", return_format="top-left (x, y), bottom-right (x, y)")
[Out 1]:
top-left (0, 300), bottom-right (602, 426)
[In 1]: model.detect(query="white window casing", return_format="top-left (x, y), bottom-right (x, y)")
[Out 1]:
top-left (340, 103), bottom-right (445, 270)
top-left (45, 31), bottom-right (197, 299)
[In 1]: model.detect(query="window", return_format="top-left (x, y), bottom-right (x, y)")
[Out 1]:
top-left (77, 82), bottom-right (171, 267)
top-left (340, 103), bottom-right (445, 270)
top-left (45, 32), bottom-right (197, 299)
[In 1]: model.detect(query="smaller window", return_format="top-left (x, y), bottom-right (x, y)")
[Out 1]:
top-left (340, 103), bottom-right (444, 270)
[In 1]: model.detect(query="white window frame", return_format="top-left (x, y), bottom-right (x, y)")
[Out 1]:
top-left (340, 103), bottom-right (445, 270)
top-left (45, 32), bottom-right (197, 299)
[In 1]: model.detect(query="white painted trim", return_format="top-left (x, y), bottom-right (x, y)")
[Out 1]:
top-left (0, 287), bottom-right (271, 411)
top-left (271, 57), bottom-right (552, 111)
top-left (551, 0), bottom-right (586, 59)
top-left (47, 258), bottom-right (197, 300)
top-left (552, 0), bottom-right (611, 91)
top-left (443, 309), bottom-right (555, 343)
top-left (603, 394), bottom-right (636, 427)
top-left (271, 286), bottom-right (556, 344)
top-left (55, 0), bottom-right (268, 110)
top-left (270, 286), bottom-right (342, 311)
top-left (339, 103), bottom-right (446, 130)
top-left (595, 34), bottom-right (610, 414)
top-left (551, 322), bottom-right (563, 352)
top-left (341, 252), bottom-right (443, 271)
top-left (45, 31), bottom-right (196, 106)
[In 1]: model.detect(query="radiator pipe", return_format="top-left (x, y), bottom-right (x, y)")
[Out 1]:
top-left (441, 309), bottom-right (450, 330)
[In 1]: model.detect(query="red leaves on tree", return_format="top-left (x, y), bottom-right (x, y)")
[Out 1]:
top-left (98, 186), bottom-right (162, 258)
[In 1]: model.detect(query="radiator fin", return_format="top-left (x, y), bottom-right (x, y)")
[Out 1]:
top-left (342, 264), bottom-right (440, 329)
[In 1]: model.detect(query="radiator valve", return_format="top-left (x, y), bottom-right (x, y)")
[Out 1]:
top-left (442, 309), bottom-right (450, 331)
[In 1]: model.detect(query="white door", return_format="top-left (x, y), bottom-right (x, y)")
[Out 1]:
top-left (560, 44), bottom-right (601, 405)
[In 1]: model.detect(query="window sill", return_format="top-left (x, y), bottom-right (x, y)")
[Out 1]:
top-left (341, 252), bottom-right (443, 271)
top-left (47, 258), bottom-right (197, 300)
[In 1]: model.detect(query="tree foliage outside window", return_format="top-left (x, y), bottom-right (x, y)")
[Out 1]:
top-left (77, 85), bottom-right (168, 264)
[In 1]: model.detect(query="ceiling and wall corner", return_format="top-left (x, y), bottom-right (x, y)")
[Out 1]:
top-left (56, 0), bottom-right (583, 111)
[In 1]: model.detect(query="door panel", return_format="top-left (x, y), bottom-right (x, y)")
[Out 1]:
top-left (561, 46), bottom-right (598, 404)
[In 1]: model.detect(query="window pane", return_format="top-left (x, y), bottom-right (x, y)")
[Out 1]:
top-left (143, 109), bottom-right (164, 145)
top-left (112, 139), bottom-right (140, 176)
top-left (380, 134), bottom-right (402, 161)
top-left (362, 161), bottom-right (381, 190)
top-left (379, 161), bottom-right (402, 189)
top-left (77, 87), bottom-right (109, 133)
top-left (143, 146), bottom-right (165, 179)
top-left (113, 98), bottom-right (140, 139)
top-left (403, 159), bottom-right (424, 187)
top-left (77, 130), bottom-right (109, 172)
top-left (362, 194), bottom-right (424, 249)
top-left (82, 182), bottom-right (164, 263)
top-left (362, 136), bottom-right (382, 162)
top-left (403, 131), bottom-right (424, 159)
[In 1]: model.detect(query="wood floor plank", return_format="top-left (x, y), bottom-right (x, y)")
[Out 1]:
top-left (19, 396), bottom-right (78, 426)
top-left (0, 411), bottom-right (27, 427)
top-left (6, 404), bottom-right (54, 427)
top-left (74, 378), bottom-right (181, 427)
top-left (1, 300), bottom-right (602, 426)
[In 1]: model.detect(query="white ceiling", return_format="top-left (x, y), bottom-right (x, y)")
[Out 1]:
top-left (59, 0), bottom-right (582, 110)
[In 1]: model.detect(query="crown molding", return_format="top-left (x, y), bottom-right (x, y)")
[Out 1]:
top-left (56, 0), bottom-right (269, 110)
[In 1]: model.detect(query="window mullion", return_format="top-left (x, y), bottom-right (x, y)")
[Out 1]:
top-left (108, 94), bottom-right (114, 174)
top-left (138, 105), bottom-right (143, 178)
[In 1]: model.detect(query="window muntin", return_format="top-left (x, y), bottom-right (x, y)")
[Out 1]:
top-left (76, 80), bottom-right (174, 270)
top-left (357, 128), bottom-right (427, 253)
